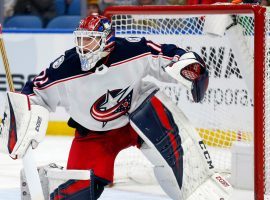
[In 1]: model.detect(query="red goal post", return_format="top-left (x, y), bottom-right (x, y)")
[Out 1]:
top-left (104, 5), bottom-right (269, 200)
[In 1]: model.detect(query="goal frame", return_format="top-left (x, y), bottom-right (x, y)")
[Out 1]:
top-left (104, 4), bottom-right (267, 200)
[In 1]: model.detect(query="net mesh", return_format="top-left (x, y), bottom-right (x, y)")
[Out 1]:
top-left (111, 7), bottom-right (269, 197)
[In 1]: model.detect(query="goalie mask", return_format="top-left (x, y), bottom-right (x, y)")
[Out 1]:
top-left (74, 15), bottom-right (115, 71)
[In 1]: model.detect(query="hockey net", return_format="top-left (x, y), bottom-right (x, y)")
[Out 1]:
top-left (104, 5), bottom-right (270, 199)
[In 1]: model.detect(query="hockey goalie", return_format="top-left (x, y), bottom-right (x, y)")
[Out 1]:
top-left (0, 15), bottom-right (232, 199)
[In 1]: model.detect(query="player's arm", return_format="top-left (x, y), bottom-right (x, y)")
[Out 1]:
top-left (22, 66), bottom-right (63, 112)
top-left (147, 40), bottom-right (209, 102)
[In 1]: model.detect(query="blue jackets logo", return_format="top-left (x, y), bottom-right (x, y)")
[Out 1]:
top-left (90, 87), bottom-right (133, 127)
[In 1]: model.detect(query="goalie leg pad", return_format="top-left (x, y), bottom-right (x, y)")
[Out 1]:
top-left (50, 178), bottom-right (94, 200)
top-left (130, 90), bottom-right (184, 200)
top-left (48, 168), bottom-right (110, 200)
top-left (21, 163), bottom-right (109, 200)
top-left (130, 90), bottom-right (233, 200)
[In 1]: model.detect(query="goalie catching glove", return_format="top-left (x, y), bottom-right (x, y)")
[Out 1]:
top-left (0, 92), bottom-right (49, 159)
top-left (163, 52), bottom-right (209, 102)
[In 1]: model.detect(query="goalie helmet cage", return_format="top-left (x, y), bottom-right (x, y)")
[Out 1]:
top-left (104, 4), bottom-right (269, 200)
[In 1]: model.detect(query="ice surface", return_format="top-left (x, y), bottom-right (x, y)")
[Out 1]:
top-left (0, 136), bottom-right (254, 200)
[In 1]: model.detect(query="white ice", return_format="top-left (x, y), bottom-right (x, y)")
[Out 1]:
top-left (0, 136), bottom-right (254, 200)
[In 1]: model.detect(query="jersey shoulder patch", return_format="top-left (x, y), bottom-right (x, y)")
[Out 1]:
top-left (108, 37), bottom-right (149, 64)
top-left (125, 37), bottom-right (142, 43)
top-left (52, 55), bottom-right (64, 69)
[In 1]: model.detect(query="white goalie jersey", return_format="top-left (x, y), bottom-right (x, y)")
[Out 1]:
top-left (21, 37), bottom-right (186, 131)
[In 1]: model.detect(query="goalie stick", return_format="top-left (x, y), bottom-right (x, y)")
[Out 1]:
top-left (0, 24), bottom-right (45, 200)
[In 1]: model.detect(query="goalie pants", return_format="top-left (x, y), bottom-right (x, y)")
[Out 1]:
top-left (66, 124), bottom-right (140, 198)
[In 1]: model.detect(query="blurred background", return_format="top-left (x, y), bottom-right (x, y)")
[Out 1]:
top-left (0, 0), bottom-right (267, 30)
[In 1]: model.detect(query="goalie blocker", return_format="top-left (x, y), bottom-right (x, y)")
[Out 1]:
top-left (0, 92), bottom-right (49, 159)
top-left (130, 90), bottom-right (233, 200)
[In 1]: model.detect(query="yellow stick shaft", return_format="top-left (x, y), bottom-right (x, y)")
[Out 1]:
top-left (0, 24), bottom-right (14, 92)
top-left (0, 24), bottom-right (44, 200)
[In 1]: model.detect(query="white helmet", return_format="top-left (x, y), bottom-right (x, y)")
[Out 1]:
top-left (74, 15), bottom-right (115, 71)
